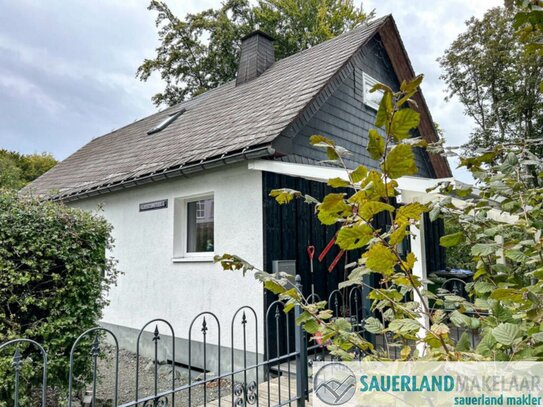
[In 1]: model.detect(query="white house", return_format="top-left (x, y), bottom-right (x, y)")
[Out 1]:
top-left (24, 15), bottom-right (452, 371)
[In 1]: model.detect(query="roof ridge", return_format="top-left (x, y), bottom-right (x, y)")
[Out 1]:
top-left (268, 15), bottom-right (390, 66)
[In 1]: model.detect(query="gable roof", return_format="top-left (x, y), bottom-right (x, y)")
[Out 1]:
top-left (25, 15), bottom-right (451, 201)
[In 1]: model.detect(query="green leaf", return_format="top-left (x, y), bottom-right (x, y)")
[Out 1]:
top-left (351, 165), bottom-right (368, 183)
top-left (339, 266), bottom-right (372, 289)
top-left (382, 144), bottom-right (417, 179)
top-left (499, 152), bottom-right (519, 175)
top-left (333, 318), bottom-right (353, 332)
top-left (389, 318), bottom-right (420, 334)
top-left (456, 332), bottom-right (471, 352)
top-left (490, 288), bottom-right (524, 302)
top-left (429, 205), bottom-right (441, 222)
top-left (399, 74), bottom-right (423, 95)
top-left (505, 250), bottom-right (529, 264)
top-left (310, 135), bottom-right (334, 146)
top-left (395, 202), bottom-right (428, 223)
top-left (473, 281), bottom-right (494, 294)
top-left (320, 193), bottom-right (346, 211)
top-left (304, 194), bottom-right (320, 205)
top-left (390, 109), bottom-right (420, 141)
top-left (359, 201), bottom-right (395, 220)
top-left (375, 91), bottom-right (393, 128)
top-left (476, 332), bottom-right (497, 356)
top-left (336, 223), bottom-right (373, 250)
top-left (389, 224), bottom-right (408, 246)
top-left (309, 135), bottom-right (342, 161)
top-left (364, 243), bottom-right (397, 275)
top-left (449, 310), bottom-right (472, 328)
top-left (492, 323), bottom-right (520, 346)
top-left (304, 319), bottom-right (320, 334)
top-left (317, 193), bottom-right (350, 225)
top-left (295, 311), bottom-right (313, 325)
top-left (440, 232), bottom-right (465, 248)
top-left (327, 177), bottom-right (350, 188)
top-left (264, 280), bottom-right (286, 295)
top-left (364, 317), bottom-right (385, 334)
top-left (269, 188), bottom-right (301, 204)
top-left (370, 82), bottom-right (393, 94)
top-left (471, 243), bottom-right (499, 257)
top-left (367, 129), bottom-right (385, 160)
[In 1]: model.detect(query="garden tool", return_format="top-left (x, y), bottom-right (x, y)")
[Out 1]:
top-left (318, 233), bottom-right (345, 272)
top-left (307, 245), bottom-right (315, 298)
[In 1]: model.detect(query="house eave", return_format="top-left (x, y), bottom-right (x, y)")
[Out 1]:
top-left (55, 145), bottom-right (276, 203)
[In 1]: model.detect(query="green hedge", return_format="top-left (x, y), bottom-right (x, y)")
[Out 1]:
top-left (0, 190), bottom-right (119, 404)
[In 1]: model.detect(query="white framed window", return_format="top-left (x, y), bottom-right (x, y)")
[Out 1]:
top-left (362, 72), bottom-right (383, 110)
top-left (173, 194), bottom-right (215, 260)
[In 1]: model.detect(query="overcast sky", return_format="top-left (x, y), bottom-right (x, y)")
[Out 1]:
top-left (0, 0), bottom-right (502, 181)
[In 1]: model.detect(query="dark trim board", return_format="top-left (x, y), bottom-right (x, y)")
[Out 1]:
top-left (261, 171), bottom-right (446, 356)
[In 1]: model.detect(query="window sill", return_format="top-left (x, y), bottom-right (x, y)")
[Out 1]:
top-left (172, 256), bottom-right (215, 263)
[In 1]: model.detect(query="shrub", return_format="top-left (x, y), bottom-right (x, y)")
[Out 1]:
top-left (0, 190), bottom-right (118, 404)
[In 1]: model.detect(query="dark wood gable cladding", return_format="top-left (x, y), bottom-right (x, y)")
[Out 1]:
top-left (280, 35), bottom-right (436, 178)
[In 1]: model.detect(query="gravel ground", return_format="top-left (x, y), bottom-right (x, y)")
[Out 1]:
top-left (72, 346), bottom-right (231, 406)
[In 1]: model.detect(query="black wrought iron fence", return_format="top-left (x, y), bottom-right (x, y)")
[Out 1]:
top-left (0, 277), bottom-right (312, 407)
top-left (306, 286), bottom-right (368, 364)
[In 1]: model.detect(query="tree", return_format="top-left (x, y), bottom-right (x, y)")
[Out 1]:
top-left (137, 0), bottom-right (369, 106)
top-left (439, 7), bottom-right (543, 155)
top-left (507, 0), bottom-right (543, 91)
top-left (432, 138), bottom-right (543, 360)
top-left (0, 150), bottom-right (56, 190)
top-left (0, 155), bottom-right (23, 190)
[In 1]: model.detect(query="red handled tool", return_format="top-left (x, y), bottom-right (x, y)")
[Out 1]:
top-left (318, 237), bottom-right (336, 262)
top-left (318, 233), bottom-right (345, 272)
top-left (328, 250), bottom-right (345, 273)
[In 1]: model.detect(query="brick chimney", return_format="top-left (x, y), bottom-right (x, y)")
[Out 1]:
top-left (236, 30), bottom-right (275, 86)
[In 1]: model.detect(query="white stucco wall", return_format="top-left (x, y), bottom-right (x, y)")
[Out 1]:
top-left (70, 163), bottom-right (264, 354)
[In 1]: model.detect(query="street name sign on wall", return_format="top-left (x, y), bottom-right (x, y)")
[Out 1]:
top-left (139, 199), bottom-right (168, 212)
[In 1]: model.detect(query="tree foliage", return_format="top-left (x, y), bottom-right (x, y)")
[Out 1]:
top-left (439, 7), bottom-right (543, 155)
top-left (0, 191), bottom-right (118, 403)
top-left (0, 150), bottom-right (56, 190)
top-left (430, 137), bottom-right (543, 360)
top-left (137, 0), bottom-right (369, 106)
top-left (217, 73), bottom-right (543, 361)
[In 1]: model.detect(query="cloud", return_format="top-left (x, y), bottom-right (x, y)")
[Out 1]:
top-left (0, 0), bottom-right (194, 159)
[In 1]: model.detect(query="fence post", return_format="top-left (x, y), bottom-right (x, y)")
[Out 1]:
top-left (294, 274), bottom-right (308, 407)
